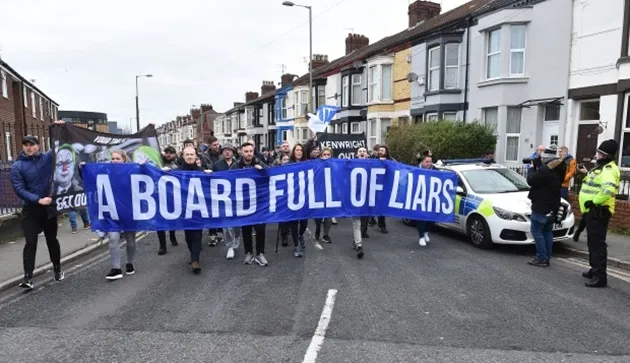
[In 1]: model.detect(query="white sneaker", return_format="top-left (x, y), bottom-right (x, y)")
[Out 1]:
top-left (424, 233), bottom-right (430, 243)
top-left (419, 238), bottom-right (427, 247)
top-left (255, 253), bottom-right (268, 266)
top-left (226, 248), bottom-right (235, 260)
top-left (332, 217), bottom-right (338, 225)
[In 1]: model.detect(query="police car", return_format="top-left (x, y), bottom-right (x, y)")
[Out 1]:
top-left (402, 159), bottom-right (575, 249)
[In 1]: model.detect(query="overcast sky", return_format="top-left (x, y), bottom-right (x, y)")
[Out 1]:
top-left (0, 0), bottom-right (467, 130)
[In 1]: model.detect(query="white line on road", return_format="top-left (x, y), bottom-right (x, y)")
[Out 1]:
top-left (557, 257), bottom-right (630, 283)
top-left (302, 289), bottom-right (338, 363)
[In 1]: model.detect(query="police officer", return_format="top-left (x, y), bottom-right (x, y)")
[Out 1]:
top-left (577, 139), bottom-right (620, 288)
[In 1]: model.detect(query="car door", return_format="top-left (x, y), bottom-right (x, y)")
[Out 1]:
top-left (439, 172), bottom-right (467, 232)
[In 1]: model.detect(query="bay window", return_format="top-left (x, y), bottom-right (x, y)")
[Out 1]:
top-left (381, 65), bottom-right (392, 100)
top-left (428, 47), bottom-right (440, 91)
top-left (369, 66), bottom-right (378, 102)
top-left (351, 74), bottom-right (362, 105)
top-left (487, 29), bottom-right (501, 79)
top-left (510, 25), bottom-right (526, 76)
top-left (444, 44), bottom-right (460, 89)
top-left (342, 76), bottom-right (349, 107)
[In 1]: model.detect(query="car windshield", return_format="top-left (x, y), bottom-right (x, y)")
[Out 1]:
top-left (462, 168), bottom-right (530, 194)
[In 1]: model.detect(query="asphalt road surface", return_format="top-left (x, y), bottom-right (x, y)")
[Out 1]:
top-left (1, 219), bottom-right (630, 363)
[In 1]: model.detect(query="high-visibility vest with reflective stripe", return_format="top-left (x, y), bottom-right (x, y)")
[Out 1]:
top-left (578, 161), bottom-right (620, 214)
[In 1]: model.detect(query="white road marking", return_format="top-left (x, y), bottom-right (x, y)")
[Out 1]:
top-left (557, 257), bottom-right (630, 283)
top-left (302, 289), bottom-right (338, 363)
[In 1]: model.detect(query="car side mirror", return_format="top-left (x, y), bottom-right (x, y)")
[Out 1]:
top-left (456, 186), bottom-right (465, 195)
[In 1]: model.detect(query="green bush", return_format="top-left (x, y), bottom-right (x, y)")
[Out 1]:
top-left (387, 120), bottom-right (497, 165)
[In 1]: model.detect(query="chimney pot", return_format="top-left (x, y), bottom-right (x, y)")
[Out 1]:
top-left (345, 33), bottom-right (370, 55)
top-left (261, 80), bottom-right (276, 95)
top-left (281, 73), bottom-right (298, 87)
top-left (310, 54), bottom-right (330, 71)
top-left (408, 1), bottom-right (441, 28)
top-left (245, 92), bottom-right (259, 102)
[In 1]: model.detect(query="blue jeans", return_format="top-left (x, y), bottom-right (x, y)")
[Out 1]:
top-left (560, 187), bottom-right (568, 200)
top-left (68, 209), bottom-right (90, 229)
top-left (416, 221), bottom-right (433, 237)
top-left (530, 211), bottom-right (554, 261)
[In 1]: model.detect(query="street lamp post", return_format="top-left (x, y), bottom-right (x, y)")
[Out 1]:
top-left (282, 1), bottom-right (313, 115)
top-left (135, 74), bottom-right (153, 132)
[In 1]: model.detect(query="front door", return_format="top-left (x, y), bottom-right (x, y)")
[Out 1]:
top-left (575, 124), bottom-right (599, 169)
top-left (542, 121), bottom-right (559, 147)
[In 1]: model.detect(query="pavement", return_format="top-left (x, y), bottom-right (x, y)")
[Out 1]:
top-left (558, 232), bottom-right (630, 270)
top-left (0, 220), bottom-right (629, 362)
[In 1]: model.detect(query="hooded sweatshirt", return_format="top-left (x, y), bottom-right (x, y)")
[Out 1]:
top-left (527, 156), bottom-right (567, 214)
top-left (562, 154), bottom-right (577, 188)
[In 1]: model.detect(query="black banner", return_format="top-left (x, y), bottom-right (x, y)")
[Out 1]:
top-left (317, 132), bottom-right (367, 159)
top-left (49, 124), bottom-right (161, 212)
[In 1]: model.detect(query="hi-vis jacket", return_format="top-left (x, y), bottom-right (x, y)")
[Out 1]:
top-left (578, 161), bottom-right (621, 214)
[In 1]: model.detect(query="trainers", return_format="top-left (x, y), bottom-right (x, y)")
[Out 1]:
top-left (332, 217), bottom-right (338, 225)
top-left (322, 235), bottom-right (332, 243)
top-left (419, 238), bottom-right (427, 247)
top-left (208, 236), bottom-right (218, 247)
top-left (356, 245), bottom-right (364, 259)
top-left (191, 261), bottom-right (201, 274)
top-left (255, 253), bottom-right (269, 266)
top-left (71, 227), bottom-right (78, 234)
top-left (527, 258), bottom-right (549, 267)
top-left (158, 247), bottom-right (167, 255)
top-left (54, 267), bottom-right (65, 281)
top-left (19, 276), bottom-right (33, 289)
top-left (244, 253), bottom-right (255, 265)
top-left (294, 246), bottom-right (303, 258)
top-left (125, 263), bottom-right (135, 275)
top-left (106, 269), bottom-right (124, 280)
top-left (226, 248), bottom-right (235, 260)
top-left (424, 233), bottom-right (430, 243)
top-left (83, 223), bottom-right (91, 230)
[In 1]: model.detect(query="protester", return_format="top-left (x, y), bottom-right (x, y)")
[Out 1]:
top-left (314, 147), bottom-right (333, 244)
top-left (526, 146), bottom-right (566, 267)
top-left (213, 143), bottom-right (241, 260)
top-left (351, 146), bottom-right (370, 259)
top-left (68, 208), bottom-right (90, 234)
top-left (247, 138), bottom-right (265, 161)
top-left (288, 143), bottom-right (309, 257)
top-left (304, 134), bottom-right (320, 157)
top-left (229, 143), bottom-right (268, 266)
top-left (275, 141), bottom-right (293, 247)
top-left (558, 146), bottom-right (577, 200)
top-left (157, 146), bottom-right (180, 255)
top-left (372, 145), bottom-right (392, 234)
top-left (417, 150), bottom-right (438, 247)
top-left (10, 126), bottom-right (66, 289)
top-left (171, 146), bottom-right (213, 273)
top-left (525, 145), bottom-right (545, 176)
top-left (262, 147), bottom-right (274, 165)
top-left (273, 141), bottom-right (291, 166)
top-left (309, 147), bottom-right (321, 160)
top-left (204, 136), bottom-right (223, 246)
top-left (578, 139), bottom-right (620, 288)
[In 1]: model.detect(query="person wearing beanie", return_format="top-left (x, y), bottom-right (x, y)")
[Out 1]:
top-left (577, 139), bottom-right (620, 288)
top-left (526, 145), bottom-right (567, 267)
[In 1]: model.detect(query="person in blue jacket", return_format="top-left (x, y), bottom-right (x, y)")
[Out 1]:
top-left (10, 125), bottom-right (66, 290)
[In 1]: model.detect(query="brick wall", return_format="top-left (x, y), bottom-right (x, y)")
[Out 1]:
top-left (367, 104), bottom-right (395, 113)
top-left (392, 48), bottom-right (412, 127)
top-left (568, 192), bottom-right (630, 230)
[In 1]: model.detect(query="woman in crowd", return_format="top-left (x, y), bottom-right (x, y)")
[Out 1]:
top-left (82, 150), bottom-right (139, 281)
top-left (314, 147), bottom-right (333, 244)
top-left (417, 150), bottom-right (438, 247)
top-left (289, 143), bottom-right (309, 257)
top-left (351, 147), bottom-right (370, 259)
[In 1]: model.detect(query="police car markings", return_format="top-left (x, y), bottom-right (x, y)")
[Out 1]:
top-left (557, 257), bottom-right (630, 284)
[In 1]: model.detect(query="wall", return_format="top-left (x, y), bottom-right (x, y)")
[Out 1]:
top-left (568, 193), bottom-right (630, 230)
top-left (410, 43), bottom-right (427, 113)
top-left (392, 48), bottom-right (412, 126)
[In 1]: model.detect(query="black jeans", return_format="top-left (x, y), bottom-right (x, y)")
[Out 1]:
top-left (242, 224), bottom-right (266, 254)
top-left (290, 220), bottom-right (308, 247)
top-left (585, 210), bottom-right (611, 280)
top-left (185, 230), bottom-right (202, 263)
top-left (22, 205), bottom-right (61, 277)
top-left (314, 218), bottom-right (332, 239)
top-left (157, 230), bottom-right (177, 248)
top-left (280, 222), bottom-right (289, 238)
top-left (377, 216), bottom-right (386, 228)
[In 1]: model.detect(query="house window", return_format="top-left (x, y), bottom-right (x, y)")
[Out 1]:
top-left (381, 118), bottom-right (391, 144)
top-left (351, 74), bottom-right (362, 105)
top-left (483, 107), bottom-right (499, 133)
top-left (505, 107), bottom-right (522, 161)
top-left (443, 112), bottom-right (457, 121)
top-left (382, 65), bottom-right (393, 100)
top-left (428, 47), bottom-right (440, 91)
top-left (510, 25), bottom-right (526, 76)
top-left (550, 135), bottom-right (558, 146)
top-left (398, 116), bottom-right (410, 125)
top-left (5, 132), bottom-right (12, 161)
top-left (282, 130), bottom-right (288, 141)
top-left (445, 44), bottom-right (460, 89)
top-left (31, 92), bottom-right (36, 117)
top-left (318, 87), bottom-right (326, 108)
top-left (487, 29), bottom-right (501, 79)
top-left (302, 128), bottom-right (309, 140)
top-left (369, 119), bottom-right (377, 148)
top-left (426, 113), bottom-right (439, 121)
top-left (1, 71), bottom-right (7, 98)
top-left (544, 104), bottom-right (560, 121)
top-left (580, 100), bottom-right (600, 121)
top-left (281, 97), bottom-right (287, 119)
top-left (342, 123), bottom-right (348, 134)
top-left (23, 87), bottom-right (28, 107)
top-left (300, 90), bottom-right (308, 115)
top-left (369, 66), bottom-right (378, 102)
top-left (342, 76), bottom-right (349, 107)
top-left (351, 122), bottom-right (361, 133)
top-left (39, 98), bottom-right (43, 120)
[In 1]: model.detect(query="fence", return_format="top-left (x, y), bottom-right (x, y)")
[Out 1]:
top-left (0, 160), bottom-right (21, 216)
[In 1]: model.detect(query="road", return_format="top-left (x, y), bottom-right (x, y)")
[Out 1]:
top-left (0, 219), bottom-right (629, 363)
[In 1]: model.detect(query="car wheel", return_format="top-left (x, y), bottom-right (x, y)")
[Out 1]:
top-left (467, 215), bottom-right (493, 249)
top-left (402, 218), bottom-right (415, 226)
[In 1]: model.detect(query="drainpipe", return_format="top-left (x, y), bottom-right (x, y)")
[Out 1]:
top-left (462, 16), bottom-right (472, 123)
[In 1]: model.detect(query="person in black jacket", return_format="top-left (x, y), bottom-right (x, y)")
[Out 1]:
top-left (416, 150), bottom-right (438, 247)
top-left (526, 146), bottom-right (567, 267)
top-left (229, 143), bottom-right (269, 266)
top-left (287, 144), bottom-right (310, 257)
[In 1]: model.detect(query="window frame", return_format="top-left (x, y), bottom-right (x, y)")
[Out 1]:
top-left (23, 87), bottom-right (28, 108)
top-left (350, 122), bottom-right (361, 134)
top-left (505, 107), bottom-right (522, 162)
top-left (579, 100), bottom-right (600, 121)
top-left (300, 90), bottom-right (308, 115)
top-left (483, 107), bottom-right (499, 135)
top-left (369, 66), bottom-right (378, 102)
top-left (317, 87), bottom-right (326, 108)
top-left (509, 24), bottom-right (527, 76)
top-left (281, 96), bottom-right (288, 119)
top-left (486, 29), bottom-right (501, 79)
top-left (442, 112), bottom-right (457, 121)
top-left (342, 122), bottom-right (348, 134)
top-left (368, 118), bottom-right (377, 148)
top-left (444, 43), bottom-right (460, 89)
top-left (31, 92), bottom-right (36, 117)
top-left (342, 76), bottom-right (349, 107)
top-left (428, 46), bottom-right (441, 91)
top-left (381, 64), bottom-right (393, 101)
top-left (39, 98), bottom-right (44, 120)
top-left (426, 113), bottom-right (439, 122)
top-left (351, 74), bottom-right (362, 106)
top-left (1, 70), bottom-right (7, 99)
top-left (5, 132), bottom-right (12, 161)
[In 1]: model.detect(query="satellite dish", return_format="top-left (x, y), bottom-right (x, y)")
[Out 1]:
top-left (406, 72), bottom-right (418, 83)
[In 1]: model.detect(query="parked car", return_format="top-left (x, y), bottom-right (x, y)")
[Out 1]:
top-left (402, 160), bottom-right (575, 249)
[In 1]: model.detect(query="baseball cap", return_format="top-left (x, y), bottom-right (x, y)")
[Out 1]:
top-left (22, 136), bottom-right (39, 145)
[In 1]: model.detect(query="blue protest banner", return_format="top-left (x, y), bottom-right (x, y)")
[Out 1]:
top-left (82, 159), bottom-right (457, 232)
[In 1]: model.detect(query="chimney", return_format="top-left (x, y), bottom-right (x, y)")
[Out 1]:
top-left (408, 1), bottom-right (441, 28)
top-left (281, 73), bottom-right (298, 87)
top-left (261, 80), bottom-right (276, 95)
top-left (310, 54), bottom-right (329, 71)
top-left (245, 92), bottom-right (259, 102)
top-left (190, 108), bottom-right (201, 120)
top-left (200, 104), bottom-right (213, 113)
top-left (345, 34), bottom-right (370, 55)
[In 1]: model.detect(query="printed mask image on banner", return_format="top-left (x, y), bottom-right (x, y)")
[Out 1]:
top-left (50, 124), bottom-right (161, 212)
top-left (317, 132), bottom-right (367, 159)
